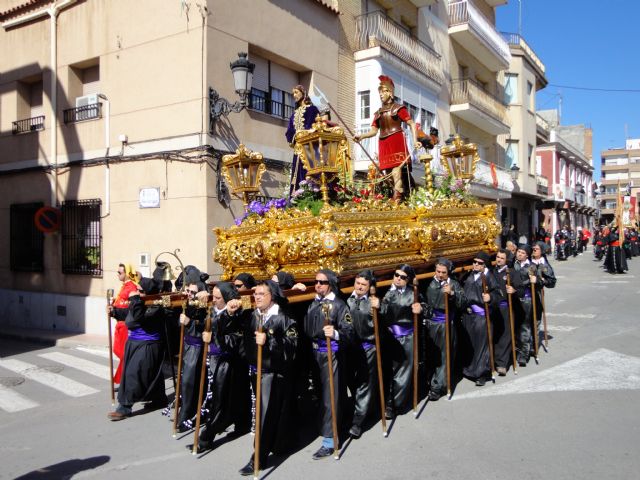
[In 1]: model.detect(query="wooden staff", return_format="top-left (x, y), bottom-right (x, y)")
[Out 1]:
top-left (321, 303), bottom-right (340, 460)
top-left (106, 289), bottom-right (115, 406)
top-left (192, 307), bottom-right (212, 455)
top-left (254, 312), bottom-right (265, 479)
top-left (412, 278), bottom-right (419, 416)
top-left (505, 269), bottom-right (518, 375)
top-left (370, 286), bottom-right (387, 437)
top-left (444, 290), bottom-right (452, 399)
top-left (529, 267), bottom-right (540, 363)
top-left (481, 274), bottom-right (496, 381)
top-left (541, 288), bottom-right (549, 350)
top-left (171, 299), bottom-right (187, 437)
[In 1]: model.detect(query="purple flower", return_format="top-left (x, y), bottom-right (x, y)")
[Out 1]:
top-left (234, 217), bottom-right (243, 226)
top-left (274, 198), bottom-right (287, 209)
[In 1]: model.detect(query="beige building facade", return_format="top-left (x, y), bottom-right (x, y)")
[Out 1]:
top-left (600, 138), bottom-right (640, 225)
top-left (0, 0), bottom-right (341, 334)
top-left (1, 0), bottom-right (517, 335)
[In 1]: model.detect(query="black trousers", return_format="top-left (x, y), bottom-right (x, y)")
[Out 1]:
top-left (425, 320), bottom-right (456, 395)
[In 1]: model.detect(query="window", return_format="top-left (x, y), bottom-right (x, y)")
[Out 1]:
top-left (527, 81), bottom-right (534, 109)
top-left (505, 140), bottom-right (519, 168)
top-left (13, 76), bottom-right (45, 134)
top-left (247, 52), bottom-right (298, 121)
top-left (65, 61), bottom-right (101, 123)
top-left (504, 73), bottom-right (518, 104)
top-left (10, 203), bottom-right (44, 272)
top-left (528, 144), bottom-right (534, 174)
top-left (358, 90), bottom-right (370, 121)
top-left (61, 199), bottom-right (102, 276)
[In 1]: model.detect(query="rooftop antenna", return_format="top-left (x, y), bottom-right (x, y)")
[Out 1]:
top-left (518, 0), bottom-right (522, 36)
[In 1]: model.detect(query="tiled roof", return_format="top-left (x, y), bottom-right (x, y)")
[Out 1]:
top-left (0, 0), bottom-right (51, 21)
top-left (314, 0), bottom-right (339, 14)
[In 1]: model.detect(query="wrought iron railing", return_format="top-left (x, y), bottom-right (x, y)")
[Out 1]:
top-left (536, 175), bottom-right (549, 196)
top-left (450, 78), bottom-right (509, 125)
top-left (63, 103), bottom-right (102, 124)
top-left (355, 10), bottom-right (444, 85)
top-left (61, 199), bottom-right (102, 276)
top-left (501, 32), bottom-right (546, 74)
top-left (248, 88), bottom-right (294, 120)
top-left (448, 0), bottom-right (511, 65)
top-left (12, 115), bottom-right (45, 134)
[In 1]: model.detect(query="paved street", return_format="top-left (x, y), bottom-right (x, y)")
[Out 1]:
top-left (2, 252), bottom-right (639, 480)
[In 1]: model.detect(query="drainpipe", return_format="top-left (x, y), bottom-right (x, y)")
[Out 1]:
top-left (97, 94), bottom-right (110, 217)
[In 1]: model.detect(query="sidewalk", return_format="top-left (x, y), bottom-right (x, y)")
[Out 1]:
top-left (0, 325), bottom-right (108, 350)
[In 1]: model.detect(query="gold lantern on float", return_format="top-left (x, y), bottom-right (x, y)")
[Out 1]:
top-left (440, 134), bottom-right (480, 182)
top-left (221, 144), bottom-right (266, 208)
top-left (293, 116), bottom-right (351, 208)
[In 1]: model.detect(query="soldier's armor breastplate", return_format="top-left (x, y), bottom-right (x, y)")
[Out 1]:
top-left (377, 103), bottom-right (404, 139)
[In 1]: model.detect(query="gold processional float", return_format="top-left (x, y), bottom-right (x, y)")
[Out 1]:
top-left (213, 117), bottom-right (500, 287)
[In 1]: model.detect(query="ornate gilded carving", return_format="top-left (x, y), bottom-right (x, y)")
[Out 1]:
top-left (214, 199), bottom-right (500, 280)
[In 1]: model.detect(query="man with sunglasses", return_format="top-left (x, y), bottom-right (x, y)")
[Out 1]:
top-left (424, 258), bottom-right (466, 400)
top-left (303, 269), bottom-right (353, 460)
top-left (380, 264), bottom-right (426, 418)
top-left (460, 252), bottom-right (499, 386)
top-left (490, 250), bottom-right (515, 376)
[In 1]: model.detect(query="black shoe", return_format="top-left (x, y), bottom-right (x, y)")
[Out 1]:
top-left (349, 424), bottom-right (362, 439)
top-left (144, 398), bottom-right (168, 411)
top-left (518, 360), bottom-right (527, 367)
top-left (312, 446), bottom-right (334, 460)
top-left (475, 378), bottom-right (486, 386)
top-left (239, 458), bottom-right (254, 476)
top-left (428, 391), bottom-right (442, 401)
top-left (384, 406), bottom-right (395, 420)
top-left (186, 438), bottom-right (215, 452)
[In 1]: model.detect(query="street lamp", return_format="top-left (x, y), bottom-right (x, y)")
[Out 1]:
top-left (209, 52), bottom-right (255, 129)
top-left (510, 164), bottom-right (520, 182)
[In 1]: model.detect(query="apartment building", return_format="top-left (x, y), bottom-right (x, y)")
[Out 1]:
top-left (600, 138), bottom-right (640, 225)
top-left (536, 110), bottom-right (597, 238)
top-left (0, 0), bottom-right (342, 334)
top-left (497, 31), bottom-right (547, 238)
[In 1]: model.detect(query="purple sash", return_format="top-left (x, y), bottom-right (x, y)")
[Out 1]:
top-left (128, 327), bottom-right (160, 341)
top-left (523, 290), bottom-right (532, 299)
top-left (249, 365), bottom-right (272, 375)
top-left (314, 339), bottom-right (339, 353)
top-left (470, 304), bottom-right (485, 316)
top-left (390, 324), bottom-right (413, 337)
top-left (499, 300), bottom-right (508, 308)
top-left (208, 343), bottom-right (227, 356)
top-left (431, 309), bottom-right (447, 324)
top-left (361, 341), bottom-right (375, 351)
top-left (184, 334), bottom-right (203, 347)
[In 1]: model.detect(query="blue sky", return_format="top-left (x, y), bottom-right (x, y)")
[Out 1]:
top-left (496, 0), bottom-right (640, 181)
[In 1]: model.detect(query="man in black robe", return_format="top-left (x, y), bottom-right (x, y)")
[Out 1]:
top-left (380, 264), bottom-right (426, 416)
top-left (490, 250), bottom-right (515, 376)
top-left (459, 252), bottom-right (499, 386)
top-left (239, 280), bottom-right (298, 475)
top-left (346, 270), bottom-right (380, 438)
top-left (304, 269), bottom-right (353, 460)
top-left (424, 258), bottom-right (466, 400)
top-left (510, 245), bottom-right (536, 366)
top-left (108, 273), bottom-right (172, 420)
top-left (531, 241), bottom-right (557, 347)
top-left (173, 266), bottom-right (210, 431)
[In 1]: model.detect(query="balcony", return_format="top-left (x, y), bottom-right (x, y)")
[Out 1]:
top-left (63, 103), bottom-right (102, 124)
top-left (12, 115), bottom-right (45, 135)
top-left (448, 0), bottom-right (511, 72)
top-left (355, 10), bottom-right (444, 86)
top-left (501, 33), bottom-right (547, 84)
top-left (536, 175), bottom-right (549, 196)
top-left (450, 78), bottom-right (510, 135)
top-left (353, 126), bottom-right (379, 171)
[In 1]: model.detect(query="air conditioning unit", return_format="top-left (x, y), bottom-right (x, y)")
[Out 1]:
top-left (75, 94), bottom-right (99, 108)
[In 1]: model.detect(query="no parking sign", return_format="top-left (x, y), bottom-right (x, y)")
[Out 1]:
top-left (34, 206), bottom-right (61, 233)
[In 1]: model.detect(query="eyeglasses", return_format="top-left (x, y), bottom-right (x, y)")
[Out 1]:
top-left (315, 280), bottom-right (330, 285)
top-left (253, 292), bottom-right (269, 298)
top-left (472, 260), bottom-right (485, 265)
top-left (187, 290), bottom-right (198, 295)
top-left (393, 272), bottom-right (408, 280)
